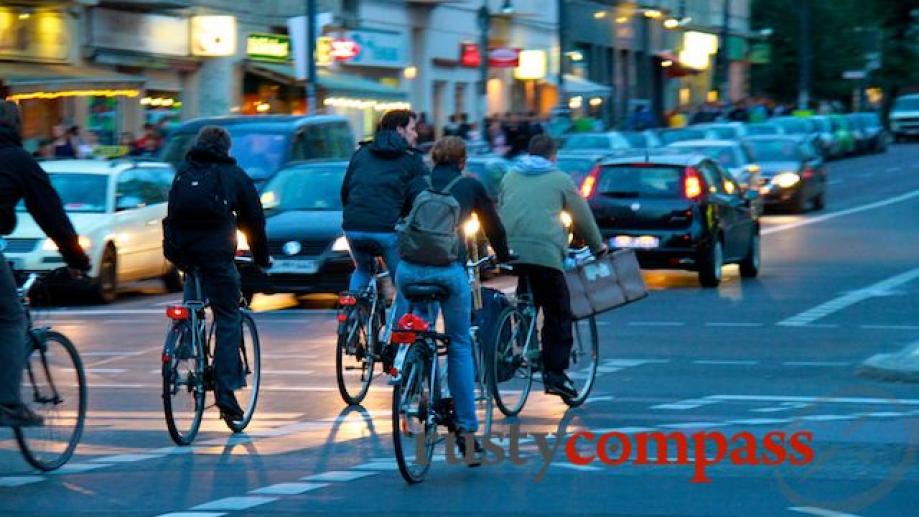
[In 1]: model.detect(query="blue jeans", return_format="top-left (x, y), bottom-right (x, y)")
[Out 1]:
top-left (396, 261), bottom-right (477, 433)
top-left (345, 231), bottom-right (408, 322)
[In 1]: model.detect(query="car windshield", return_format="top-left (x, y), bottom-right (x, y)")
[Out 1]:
top-left (747, 124), bottom-right (780, 135)
top-left (747, 140), bottom-right (803, 162)
top-left (161, 128), bottom-right (290, 180)
top-left (556, 158), bottom-right (597, 185)
top-left (658, 129), bottom-right (705, 145)
top-left (259, 165), bottom-right (344, 212)
top-left (677, 146), bottom-right (738, 168)
top-left (893, 97), bottom-right (919, 111)
top-left (16, 173), bottom-right (108, 213)
top-left (775, 118), bottom-right (808, 134)
top-left (563, 135), bottom-right (613, 150)
top-left (597, 166), bottom-right (682, 198)
top-left (706, 127), bottom-right (737, 139)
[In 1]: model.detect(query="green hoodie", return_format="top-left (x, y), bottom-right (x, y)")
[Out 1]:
top-left (499, 155), bottom-right (605, 271)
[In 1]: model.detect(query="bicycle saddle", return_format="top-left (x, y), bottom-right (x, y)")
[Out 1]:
top-left (403, 283), bottom-right (449, 301)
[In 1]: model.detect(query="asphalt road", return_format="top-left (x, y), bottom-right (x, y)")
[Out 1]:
top-left (2, 144), bottom-right (919, 516)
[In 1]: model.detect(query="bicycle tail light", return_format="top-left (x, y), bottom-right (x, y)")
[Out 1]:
top-left (338, 293), bottom-right (357, 306)
top-left (166, 305), bottom-right (189, 320)
top-left (391, 313), bottom-right (429, 344)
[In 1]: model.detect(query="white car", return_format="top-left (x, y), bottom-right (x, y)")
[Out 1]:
top-left (4, 159), bottom-right (179, 302)
top-left (890, 94), bottom-right (919, 142)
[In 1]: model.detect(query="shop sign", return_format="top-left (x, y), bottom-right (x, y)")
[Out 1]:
top-left (343, 29), bottom-right (406, 68)
top-left (750, 42), bottom-right (771, 65)
top-left (316, 36), bottom-right (361, 65)
top-left (247, 33), bottom-right (290, 62)
top-left (0, 8), bottom-right (72, 63)
top-left (459, 44), bottom-right (521, 68)
top-left (91, 8), bottom-right (189, 57)
top-left (191, 15), bottom-right (236, 57)
top-left (514, 50), bottom-right (547, 80)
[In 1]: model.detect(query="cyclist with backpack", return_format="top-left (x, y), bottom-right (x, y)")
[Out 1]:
top-left (163, 126), bottom-right (270, 422)
top-left (396, 136), bottom-right (512, 460)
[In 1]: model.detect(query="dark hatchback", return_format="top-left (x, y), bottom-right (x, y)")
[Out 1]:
top-left (580, 152), bottom-right (760, 287)
top-left (743, 135), bottom-right (827, 213)
top-left (237, 161), bottom-right (353, 299)
top-left (160, 115), bottom-right (354, 186)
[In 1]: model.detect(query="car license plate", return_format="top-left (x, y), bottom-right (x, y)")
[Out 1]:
top-left (271, 259), bottom-right (319, 274)
top-left (611, 235), bottom-right (659, 249)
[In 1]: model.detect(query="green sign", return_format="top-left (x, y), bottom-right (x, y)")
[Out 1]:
top-left (246, 33), bottom-right (290, 62)
top-left (750, 42), bottom-right (771, 65)
top-left (727, 36), bottom-right (748, 61)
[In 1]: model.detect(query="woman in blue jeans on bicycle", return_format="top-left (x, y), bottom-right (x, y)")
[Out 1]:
top-left (396, 136), bottom-right (512, 459)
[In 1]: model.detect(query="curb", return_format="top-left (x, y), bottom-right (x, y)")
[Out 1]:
top-left (858, 340), bottom-right (919, 383)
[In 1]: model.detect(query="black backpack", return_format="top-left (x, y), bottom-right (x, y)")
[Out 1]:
top-left (162, 163), bottom-right (234, 269)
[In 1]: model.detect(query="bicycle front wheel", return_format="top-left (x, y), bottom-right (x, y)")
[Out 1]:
top-left (336, 305), bottom-right (375, 405)
top-left (162, 322), bottom-right (205, 445)
top-left (14, 330), bottom-right (87, 471)
top-left (392, 347), bottom-right (434, 484)
top-left (563, 316), bottom-right (599, 407)
top-left (491, 307), bottom-right (534, 417)
top-left (226, 312), bottom-right (261, 433)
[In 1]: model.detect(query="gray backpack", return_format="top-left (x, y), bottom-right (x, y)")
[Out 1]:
top-left (397, 176), bottom-right (464, 266)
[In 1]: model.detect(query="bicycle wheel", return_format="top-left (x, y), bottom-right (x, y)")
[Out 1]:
top-left (162, 322), bottom-right (205, 445)
top-left (14, 331), bottom-right (87, 471)
top-left (392, 347), bottom-right (435, 484)
top-left (226, 312), bottom-right (261, 432)
top-left (336, 304), bottom-right (375, 405)
top-left (563, 316), bottom-right (599, 407)
top-left (490, 307), bottom-right (534, 417)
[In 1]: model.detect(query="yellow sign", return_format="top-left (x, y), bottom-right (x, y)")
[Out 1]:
top-left (247, 33), bottom-right (290, 61)
top-left (0, 8), bottom-right (71, 62)
top-left (191, 15), bottom-right (236, 57)
top-left (316, 36), bottom-right (333, 67)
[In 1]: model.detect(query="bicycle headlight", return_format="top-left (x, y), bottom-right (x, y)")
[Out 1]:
top-left (560, 211), bottom-right (573, 228)
top-left (332, 236), bottom-right (350, 252)
top-left (236, 230), bottom-right (250, 252)
top-left (463, 215), bottom-right (481, 237)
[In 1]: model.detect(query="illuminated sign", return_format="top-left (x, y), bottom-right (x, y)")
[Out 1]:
top-left (459, 44), bottom-right (520, 68)
top-left (330, 39), bottom-right (360, 61)
top-left (679, 31), bottom-right (719, 70)
top-left (514, 50), bottom-right (547, 80)
top-left (247, 33), bottom-right (290, 62)
top-left (191, 15), bottom-right (237, 57)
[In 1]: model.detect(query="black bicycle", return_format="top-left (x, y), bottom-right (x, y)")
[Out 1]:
top-left (14, 272), bottom-right (87, 471)
top-left (161, 264), bottom-right (261, 445)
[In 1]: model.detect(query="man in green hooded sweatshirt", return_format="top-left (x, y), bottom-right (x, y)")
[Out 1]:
top-left (499, 135), bottom-right (608, 399)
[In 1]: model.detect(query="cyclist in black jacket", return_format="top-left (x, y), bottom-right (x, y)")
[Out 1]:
top-left (0, 101), bottom-right (91, 427)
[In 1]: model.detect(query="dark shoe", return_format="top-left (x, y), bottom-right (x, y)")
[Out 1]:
top-left (380, 343), bottom-right (396, 373)
top-left (0, 403), bottom-right (43, 428)
top-left (543, 370), bottom-right (578, 400)
top-left (454, 429), bottom-right (483, 467)
top-left (216, 391), bottom-right (244, 422)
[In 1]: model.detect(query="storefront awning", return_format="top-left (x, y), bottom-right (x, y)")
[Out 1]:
top-left (244, 61), bottom-right (407, 101)
top-left (2, 63), bottom-right (145, 99)
top-left (545, 74), bottom-right (612, 98)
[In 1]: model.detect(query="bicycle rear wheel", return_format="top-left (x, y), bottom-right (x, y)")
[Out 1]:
top-left (490, 307), bottom-right (534, 417)
top-left (336, 304), bottom-right (375, 405)
top-left (392, 347), bottom-right (435, 484)
top-left (14, 330), bottom-right (87, 471)
top-left (225, 312), bottom-right (261, 432)
top-left (563, 316), bottom-right (599, 407)
top-left (162, 322), bottom-right (205, 445)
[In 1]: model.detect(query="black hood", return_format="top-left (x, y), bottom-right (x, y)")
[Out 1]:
top-left (0, 125), bottom-right (21, 148)
top-left (369, 130), bottom-right (409, 158)
top-left (186, 143), bottom-right (237, 165)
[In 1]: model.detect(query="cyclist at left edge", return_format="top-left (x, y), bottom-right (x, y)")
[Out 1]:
top-left (0, 100), bottom-right (91, 428)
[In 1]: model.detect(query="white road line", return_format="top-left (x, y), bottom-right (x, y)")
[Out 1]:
top-left (826, 179), bottom-right (844, 186)
top-left (789, 505), bottom-right (862, 517)
top-left (250, 483), bottom-right (328, 495)
top-left (858, 411), bottom-right (908, 418)
top-left (627, 321), bottom-right (686, 327)
top-left (860, 324), bottom-right (919, 330)
top-left (652, 398), bottom-right (719, 410)
top-left (80, 368), bottom-right (129, 374)
top-left (158, 513), bottom-right (227, 517)
top-left (89, 453), bottom-right (164, 463)
top-left (551, 462), bottom-right (603, 472)
top-left (604, 359), bottom-right (669, 367)
top-left (762, 188), bottom-right (919, 236)
top-left (705, 322), bottom-right (765, 327)
top-left (190, 497), bottom-right (278, 512)
top-left (81, 351), bottom-right (144, 357)
top-left (49, 463), bottom-right (112, 474)
top-left (708, 395), bottom-right (919, 405)
top-left (659, 422), bottom-right (723, 429)
top-left (783, 361), bottom-right (850, 367)
top-left (693, 360), bottom-right (759, 365)
top-left (0, 476), bottom-right (44, 488)
top-left (585, 395), bottom-right (614, 404)
top-left (302, 470), bottom-right (378, 482)
top-left (351, 461), bottom-right (400, 471)
top-left (726, 418), bottom-right (793, 426)
top-left (777, 268), bottom-right (919, 327)
top-left (592, 427), bottom-right (657, 434)
top-left (800, 415), bottom-right (857, 422)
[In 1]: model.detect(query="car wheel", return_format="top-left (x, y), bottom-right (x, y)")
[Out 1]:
top-left (93, 245), bottom-right (118, 304)
top-left (698, 239), bottom-right (723, 288)
top-left (739, 232), bottom-right (760, 278)
top-left (162, 264), bottom-right (184, 293)
top-left (812, 192), bottom-right (825, 211)
top-left (793, 191), bottom-right (808, 213)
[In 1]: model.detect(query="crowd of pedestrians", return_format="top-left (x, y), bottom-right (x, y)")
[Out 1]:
top-left (414, 111), bottom-right (549, 160)
top-left (32, 121), bottom-right (167, 160)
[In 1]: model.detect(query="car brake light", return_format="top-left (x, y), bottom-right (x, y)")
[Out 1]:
top-left (166, 305), bottom-right (189, 320)
top-left (580, 166), bottom-right (600, 198)
top-left (684, 167), bottom-right (703, 200)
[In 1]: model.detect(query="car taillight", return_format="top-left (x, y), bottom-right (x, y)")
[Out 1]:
top-left (580, 166), bottom-right (600, 198)
top-left (684, 167), bottom-right (703, 200)
top-left (166, 305), bottom-right (189, 320)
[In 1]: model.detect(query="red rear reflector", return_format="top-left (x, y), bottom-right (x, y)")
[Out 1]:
top-left (391, 331), bottom-right (416, 344)
top-left (166, 305), bottom-right (189, 320)
top-left (162, 353), bottom-right (172, 364)
top-left (389, 367), bottom-right (399, 377)
top-left (579, 166), bottom-right (600, 198)
top-left (684, 167), bottom-right (703, 200)
top-left (337, 312), bottom-right (347, 322)
top-left (339, 294), bottom-right (357, 306)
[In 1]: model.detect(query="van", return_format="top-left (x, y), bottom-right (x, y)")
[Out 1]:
top-left (890, 94), bottom-right (919, 142)
top-left (160, 115), bottom-right (355, 185)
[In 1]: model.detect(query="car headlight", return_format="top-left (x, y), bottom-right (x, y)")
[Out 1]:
top-left (772, 172), bottom-right (801, 189)
top-left (236, 230), bottom-right (250, 252)
top-left (332, 236), bottom-right (350, 252)
top-left (260, 190), bottom-right (279, 210)
top-left (43, 236), bottom-right (91, 252)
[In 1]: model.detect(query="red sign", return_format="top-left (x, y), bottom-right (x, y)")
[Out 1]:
top-left (331, 39), bottom-right (361, 61)
top-left (459, 44), bottom-right (521, 68)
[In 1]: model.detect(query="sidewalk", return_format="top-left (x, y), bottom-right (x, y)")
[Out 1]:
top-left (859, 339), bottom-right (919, 383)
